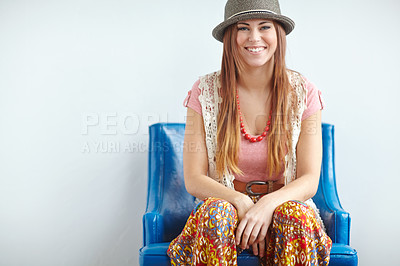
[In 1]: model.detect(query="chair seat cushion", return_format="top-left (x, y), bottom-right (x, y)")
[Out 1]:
top-left (139, 242), bottom-right (357, 266)
top-left (329, 243), bottom-right (358, 265)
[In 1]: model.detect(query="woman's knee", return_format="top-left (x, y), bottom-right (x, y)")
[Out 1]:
top-left (273, 200), bottom-right (310, 221)
top-left (201, 197), bottom-right (237, 217)
top-left (198, 197), bottom-right (238, 231)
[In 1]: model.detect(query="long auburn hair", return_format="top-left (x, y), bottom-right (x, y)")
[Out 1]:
top-left (216, 21), bottom-right (297, 178)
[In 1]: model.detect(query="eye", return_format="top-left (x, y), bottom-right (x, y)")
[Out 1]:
top-left (237, 27), bottom-right (249, 31)
top-left (260, 26), bottom-right (271, 30)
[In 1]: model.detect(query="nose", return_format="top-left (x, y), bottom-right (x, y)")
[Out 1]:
top-left (249, 29), bottom-right (261, 42)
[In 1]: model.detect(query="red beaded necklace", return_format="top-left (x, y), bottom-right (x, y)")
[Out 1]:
top-left (236, 91), bottom-right (272, 143)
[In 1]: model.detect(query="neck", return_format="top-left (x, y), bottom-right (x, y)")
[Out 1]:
top-left (238, 59), bottom-right (274, 94)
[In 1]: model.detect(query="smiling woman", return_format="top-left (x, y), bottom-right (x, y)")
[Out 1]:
top-left (236, 20), bottom-right (277, 68)
top-left (166, 0), bottom-right (331, 265)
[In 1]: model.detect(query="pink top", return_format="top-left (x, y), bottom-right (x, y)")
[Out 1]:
top-left (183, 76), bottom-right (325, 183)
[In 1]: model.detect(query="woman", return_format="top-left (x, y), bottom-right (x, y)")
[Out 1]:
top-left (167, 0), bottom-right (332, 265)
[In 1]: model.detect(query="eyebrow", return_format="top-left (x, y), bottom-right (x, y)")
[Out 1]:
top-left (237, 21), bottom-right (272, 26)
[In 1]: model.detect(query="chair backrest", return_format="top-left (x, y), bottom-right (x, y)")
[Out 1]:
top-left (146, 122), bottom-right (344, 243)
top-left (147, 123), bottom-right (196, 243)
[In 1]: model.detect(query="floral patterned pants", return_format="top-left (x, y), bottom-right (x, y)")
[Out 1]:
top-left (167, 197), bottom-right (332, 266)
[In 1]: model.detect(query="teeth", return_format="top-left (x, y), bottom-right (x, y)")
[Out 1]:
top-left (248, 47), bottom-right (264, 52)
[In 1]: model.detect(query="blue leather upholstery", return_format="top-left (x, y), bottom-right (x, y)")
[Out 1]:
top-left (140, 123), bottom-right (358, 265)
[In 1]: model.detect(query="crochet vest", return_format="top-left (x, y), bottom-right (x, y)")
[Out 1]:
top-left (198, 70), bottom-right (306, 188)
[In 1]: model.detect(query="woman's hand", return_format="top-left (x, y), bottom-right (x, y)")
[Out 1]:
top-left (251, 237), bottom-right (268, 258)
top-left (232, 193), bottom-right (254, 221)
top-left (235, 196), bottom-right (276, 251)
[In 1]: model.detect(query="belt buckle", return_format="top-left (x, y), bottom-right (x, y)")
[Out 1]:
top-left (245, 181), bottom-right (270, 196)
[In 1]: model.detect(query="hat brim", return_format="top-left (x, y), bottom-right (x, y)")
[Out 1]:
top-left (212, 12), bottom-right (295, 42)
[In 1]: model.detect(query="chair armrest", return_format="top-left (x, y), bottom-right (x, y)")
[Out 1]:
top-left (142, 211), bottom-right (164, 246)
top-left (316, 197), bottom-right (351, 245)
top-left (313, 172), bottom-right (351, 245)
top-left (313, 123), bottom-right (351, 245)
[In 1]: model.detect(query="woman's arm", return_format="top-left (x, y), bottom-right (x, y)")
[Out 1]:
top-left (263, 109), bottom-right (322, 205)
top-left (183, 107), bottom-right (253, 216)
top-left (235, 110), bottom-right (323, 255)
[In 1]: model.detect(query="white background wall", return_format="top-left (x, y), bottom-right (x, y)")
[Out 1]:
top-left (1, 0), bottom-right (399, 265)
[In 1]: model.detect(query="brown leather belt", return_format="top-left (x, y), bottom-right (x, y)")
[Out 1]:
top-left (234, 179), bottom-right (284, 196)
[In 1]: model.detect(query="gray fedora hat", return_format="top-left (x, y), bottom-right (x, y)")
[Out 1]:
top-left (212, 0), bottom-right (295, 42)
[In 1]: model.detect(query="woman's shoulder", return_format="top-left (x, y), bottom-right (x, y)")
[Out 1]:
top-left (196, 70), bottom-right (222, 95)
top-left (287, 69), bottom-right (318, 88)
top-left (287, 69), bottom-right (308, 86)
top-left (198, 70), bottom-right (221, 85)
top-left (286, 70), bottom-right (308, 101)
top-left (287, 70), bottom-right (325, 120)
top-left (287, 70), bottom-right (319, 95)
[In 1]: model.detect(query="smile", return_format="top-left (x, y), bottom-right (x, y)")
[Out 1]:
top-left (245, 47), bottom-right (266, 53)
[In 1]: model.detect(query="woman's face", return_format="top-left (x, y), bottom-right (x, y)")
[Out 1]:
top-left (236, 19), bottom-right (277, 69)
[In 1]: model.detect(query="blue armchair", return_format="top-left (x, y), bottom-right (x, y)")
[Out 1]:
top-left (139, 123), bottom-right (358, 265)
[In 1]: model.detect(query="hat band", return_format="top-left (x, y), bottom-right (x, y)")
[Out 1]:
top-left (227, 9), bottom-right (277, 20)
